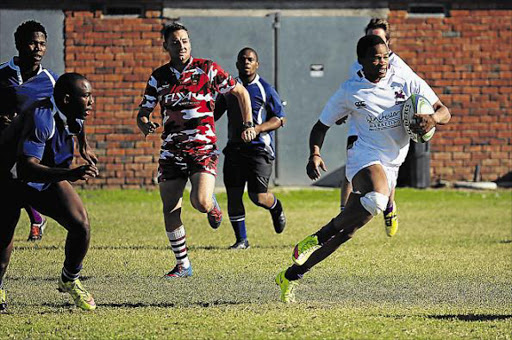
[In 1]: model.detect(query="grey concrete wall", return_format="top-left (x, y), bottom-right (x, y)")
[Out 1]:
top-left (175, 12), bottom-right (371, 186)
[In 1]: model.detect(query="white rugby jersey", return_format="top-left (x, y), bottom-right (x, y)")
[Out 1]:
top-left (319, 64), bottom-right (439, 167)
top-left (345, 52), bottom-right (413, 136)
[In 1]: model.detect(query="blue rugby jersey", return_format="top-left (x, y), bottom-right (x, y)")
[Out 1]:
top-left (0, 58), bottom-right (58, 120)
top-left (214, 74), bottom-right (285, 158)
top-left (10, 97), bottom-right (79, 191)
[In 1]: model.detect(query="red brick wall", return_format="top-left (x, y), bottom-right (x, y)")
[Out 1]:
top-left (389, 9), bottom-right (512, 182)
top-left (65, 7), bottom-right (511, 187)
top-left (65, 10), bottom-right (166, 188)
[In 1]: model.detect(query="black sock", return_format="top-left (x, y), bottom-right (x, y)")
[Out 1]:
top-left (61, 265), bottom-right (81, 283)
top-left (270, 198), bottom-right (282, 214)
top-left (315, 219), bottom-right (338, 244)
top-left (285, 265), bottom-right (308, 281)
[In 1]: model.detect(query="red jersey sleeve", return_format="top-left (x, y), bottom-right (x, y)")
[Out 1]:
top-left (208, 62), bottom-right (236, 95)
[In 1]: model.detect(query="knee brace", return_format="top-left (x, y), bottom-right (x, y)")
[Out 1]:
top-left (360, 191), bottom-right (389, 216)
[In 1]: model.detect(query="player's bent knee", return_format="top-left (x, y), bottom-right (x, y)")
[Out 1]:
top-left (190, 197), bottom-right (210, 213)
top-left (68, 220), bottom-right (91, 241)
top-left (248, 192), bottom-right (270, 208)
top-left (360, 191), bottom-right (389, 216)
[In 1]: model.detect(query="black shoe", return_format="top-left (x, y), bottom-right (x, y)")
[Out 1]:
top-left (229, 239), bottom-right (250, 249)
top-left (271, 200), bottom-right (286, 234)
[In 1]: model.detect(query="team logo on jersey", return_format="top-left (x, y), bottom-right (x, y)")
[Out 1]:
top-left (392, 85), bottom-right (406, 105)
top-left (395, 90), bottom-right (405, 101)
top-left (191, 73), bottom-right (201, 85)
top-left (355, 101), bottom-right (367, 109)
top-left (163, 91), bottom-right (195, 107)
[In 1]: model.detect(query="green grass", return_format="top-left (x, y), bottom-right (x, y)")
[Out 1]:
top-left (1, 188), bottom-right (511, 339)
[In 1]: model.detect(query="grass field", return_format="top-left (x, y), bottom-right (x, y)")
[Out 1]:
top-left (1, 187), bottom-right (511, 339)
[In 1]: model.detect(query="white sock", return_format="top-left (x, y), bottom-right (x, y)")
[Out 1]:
top-left (166, 226), bottom-right (190, 268)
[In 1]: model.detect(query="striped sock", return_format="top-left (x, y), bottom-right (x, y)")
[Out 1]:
top-left (61, 265), bottom-right (81, 283)
top-left (269, 196), bottom-right (278, 210)
top-left (166, 226), bottom-right (190, 268)
top-left (229, 215), bottom-right (247, 241)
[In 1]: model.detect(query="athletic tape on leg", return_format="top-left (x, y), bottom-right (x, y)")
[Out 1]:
top-left (360, 191), bottom-right (389, 216)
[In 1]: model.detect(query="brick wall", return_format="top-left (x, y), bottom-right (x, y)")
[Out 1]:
top-left (389, 9), bottom-right (512, 182)
top-left (65, 7), bottom-right (511, 188)
top-left (65, 10), bottom-right (166, 188)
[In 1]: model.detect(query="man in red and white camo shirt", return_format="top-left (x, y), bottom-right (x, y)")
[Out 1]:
top-left (137, 22), bottom-right (255, 279)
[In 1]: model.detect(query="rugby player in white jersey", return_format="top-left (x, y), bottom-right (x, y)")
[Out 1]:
top-left (275, 35), bottom-right (451, 303)
top-left (340, 18), bottom-right (414, 237)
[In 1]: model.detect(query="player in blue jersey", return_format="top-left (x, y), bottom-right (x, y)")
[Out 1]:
top-left (0, 73), bottom-right (98, 312)
top-left (214, 47), bottom-right (286, 249)
top-left (0, 20), bottom-right (97, 241)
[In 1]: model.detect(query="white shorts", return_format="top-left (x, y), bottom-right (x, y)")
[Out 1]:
top-left (345, 145), bottom-right (400, 192)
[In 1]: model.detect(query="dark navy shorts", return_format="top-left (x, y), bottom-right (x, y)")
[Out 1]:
top-left (223, 145), bottom-right (273, 194)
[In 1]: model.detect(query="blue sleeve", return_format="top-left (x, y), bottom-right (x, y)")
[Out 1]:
top-left (265, 85), bottom-right (285, 119)
top-left (22, 109), bottom-right (53, 160)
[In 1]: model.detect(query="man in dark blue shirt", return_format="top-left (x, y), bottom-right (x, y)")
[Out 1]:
top-left (0, 20), bottom-right (96, 241)
top-left (215, 47), bottom-right (287, 249)
top-left (0, 73), bottom-right (99, 312)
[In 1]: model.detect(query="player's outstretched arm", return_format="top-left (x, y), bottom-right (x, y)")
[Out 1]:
top-left (230, 83), bottom-right (256, 142)
top-left (136, 108), bottom-right (160, 137)
top-left (18, 156), bottom-right (99, 183)
top-left (306, 120), bottom-right (329, 180)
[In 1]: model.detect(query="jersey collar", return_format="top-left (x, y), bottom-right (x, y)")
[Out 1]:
top-left (236, 74), bottom-right (259, 86)
top-left (247, 74), bottom-right (260, 85)
top-left (9, 57), bottom-right (43, 84)
top-left (169, 56), bottom-right (193, 78)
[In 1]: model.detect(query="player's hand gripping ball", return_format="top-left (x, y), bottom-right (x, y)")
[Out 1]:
top-left (401, 94), bottom-right (436, 143)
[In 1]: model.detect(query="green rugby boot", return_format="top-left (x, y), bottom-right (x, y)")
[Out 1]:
top-left (292, 234), bottom-right (320, 266)
top-left (384, 202), bottom-right (398, 237)
top-left (58, 277), bottom-right (96, 311)
top-left (275, 270), bottom-right (297, 303)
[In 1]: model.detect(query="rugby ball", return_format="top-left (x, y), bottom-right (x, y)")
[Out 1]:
top-left (401, 94), bottom-right (436, 143)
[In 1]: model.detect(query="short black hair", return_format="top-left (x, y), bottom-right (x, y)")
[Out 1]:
top-left (237, 47), bottom-right (259, 62)
top-left (54, 72), bottom-right (88, 100)
top-left (14, 20), bottom-right (47, 50)
top-left (161, 22), bottom-right (188, 41)
top-left (357, 35), bottom-right (387, 60)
